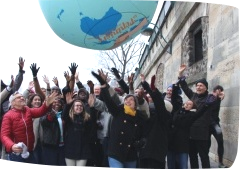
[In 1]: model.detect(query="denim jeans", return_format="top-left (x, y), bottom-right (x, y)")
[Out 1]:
top-left (167, 151), bottom-right (188, 169)
top-left (8, 151), bottom-right (36, 164)
top-left (108, 157), bottom-right (137, 168)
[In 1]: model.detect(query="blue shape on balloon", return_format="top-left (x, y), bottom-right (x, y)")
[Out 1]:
top-left (57, 9), bottom-right (64, 21)
top-left (80, 7), bottom-right (122, 38)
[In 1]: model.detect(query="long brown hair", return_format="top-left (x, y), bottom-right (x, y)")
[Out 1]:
top-left (69, 99), bottom-right (90, 122)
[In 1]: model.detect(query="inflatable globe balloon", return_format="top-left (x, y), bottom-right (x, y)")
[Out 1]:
top-left (38, 0), bottom-right (158, 50)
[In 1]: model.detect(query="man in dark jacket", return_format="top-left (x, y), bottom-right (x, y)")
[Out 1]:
top-left (178, 64), bottom-right (212, 168)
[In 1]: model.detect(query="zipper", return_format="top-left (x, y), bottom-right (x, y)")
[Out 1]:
top-left (21, 111), bottom-right (29, 148)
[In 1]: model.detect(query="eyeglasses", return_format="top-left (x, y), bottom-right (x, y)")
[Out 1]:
top-left (75, 105), bottom-right (83, 107)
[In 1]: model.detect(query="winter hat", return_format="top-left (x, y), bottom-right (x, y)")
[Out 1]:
top-left (164, 100), bottom-right (173, 113)
top-left (167, 84), bottom-right (182, 95)
top-left (195, 78), bottom-right (208, 89)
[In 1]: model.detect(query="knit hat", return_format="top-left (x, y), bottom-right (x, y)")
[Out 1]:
top-left (195, 78), bottom-right (208, 89)
top-left (164, 100), bottom-right (173, 113)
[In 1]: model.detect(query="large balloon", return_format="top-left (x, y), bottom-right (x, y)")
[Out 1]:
top-left (38, 0), bottom-right (158, 50)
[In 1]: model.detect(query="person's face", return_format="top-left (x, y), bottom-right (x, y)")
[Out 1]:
top-left (12, 93), bottom-right (26, 108)
top-left (52, 99), bottom-right (62, 112)
top-left (94, 86), bottom-right (101, 96)
top-left (31, 96), bottom-right (42, 108)
top-left (166, 87), bottom-right (172, 98)
top-left (196, 83), bottom-right (207, 94)
top-left (184, 100), bottom-right (194, 110)
top-left (41, 88), bottom-right (46, 93)
top-left (79, 91), bottom-right (87, 100)
top-left (124, 96), bottom-right (136, 110)
top-left (74, 101), bottom-right (83, 114)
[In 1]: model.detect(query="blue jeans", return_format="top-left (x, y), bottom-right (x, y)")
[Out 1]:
top-left (108, 157), bottom-right (137, 168)
top-left (8, 151), bottom-right (36, 163)
top-left (167, 151), bottom-right (188, 169)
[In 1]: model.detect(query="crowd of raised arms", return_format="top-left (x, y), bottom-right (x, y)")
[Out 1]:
top-left (0, 57), bottom-right (226, 168)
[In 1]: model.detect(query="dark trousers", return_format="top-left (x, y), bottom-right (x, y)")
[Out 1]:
top-left (42, 145), bottom-right (66, 166)
top-left (189, 139), bottom-right (210, 168)
top-left (139, 158), bottom-right (166, 169)
top-left (209, 123), bottom-right (224, 163)
top-left (86, 139), bottom-right (104, 167)
top-left (8, 151), bottom-right (36, 163)
top-left (33, 140), bottom-right (43, 164)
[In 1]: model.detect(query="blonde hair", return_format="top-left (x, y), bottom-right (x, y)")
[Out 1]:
top-left (69, 100), bottom-right (90, 122)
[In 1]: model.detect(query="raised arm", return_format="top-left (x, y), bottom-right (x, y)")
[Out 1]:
top-left (12, 57), bottom-right (25, 92)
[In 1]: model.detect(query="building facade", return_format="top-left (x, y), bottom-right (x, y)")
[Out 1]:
top-left (134, 1), bottom-right (239, 167)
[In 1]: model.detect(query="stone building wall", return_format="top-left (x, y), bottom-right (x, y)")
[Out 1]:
top-left (134, 2), bottom-right (239, 167)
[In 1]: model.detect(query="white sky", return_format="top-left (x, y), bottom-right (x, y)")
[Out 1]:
top-left (0, 0), bottom-right (160, 93)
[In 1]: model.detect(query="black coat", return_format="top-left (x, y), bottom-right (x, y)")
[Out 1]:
top-left (101, 86), bottom-right (147, 162)
top-left (62, 104), bottom-right (96, 160)
top-left (169, 105), bottom-right (208, 153)
top-left (179, 78), bottom-right (212, 140)
top-left (139, 81), bottom-right (172, 163)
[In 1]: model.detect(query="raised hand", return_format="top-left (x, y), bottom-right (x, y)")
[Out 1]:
top-left (9, 75), bottom-right (15, 88)
top-left (18, 57), bottom-right (25, 71)
top-left (150, 75), bottom-right (156, 91)
top-left (42, 75), bottom-right (50, 85)
top-left (87, 80), bottom-right (94, 88)
top-left (140, 74), bottom-right (145, 82)
top-left (28, 81), bottom-right (34, 91)
top-left (64, 71), bottom-right (71, 82)
top-left (98, 69), bottom-right (108, 82)
top-left (65, 92), bottom-right (74, 104)
top-left (52, 76), bottom-right (59, 86)
top-left (30, 63), bottom-right (40, 77)
top-left (179, 64), bottom-right (187, 77)
top-left (91, 71), bottom-right (106, 85)
top-left (74, 72), bottom-right (79, 82)
top-left (68, 62), bottom-right (78, 76)
top-left (45, 91), bottom-right (59, 107)
top-left (111, 67), bottom-right (121, 79)
top-left (88, 93), bottom-right (96, 107)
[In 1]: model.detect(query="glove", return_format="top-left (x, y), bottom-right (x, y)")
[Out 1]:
top-left (91, 71), bottom-right (106, 85)
top-left (30, 63), bottom-right (40, 77)
top-left (111, 67), bottom-right (121, 79)
top-left (133, 138), bottom-right (147, 149)
top-left (150, 75), bottom-right (156, 91)
top-left (68, 62), bottom-right (78, 75)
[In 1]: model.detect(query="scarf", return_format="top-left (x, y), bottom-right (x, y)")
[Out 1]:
top-left (124, 105), bottom-right (136, 116)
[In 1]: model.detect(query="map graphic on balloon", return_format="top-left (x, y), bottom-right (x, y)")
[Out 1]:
top-left (38, 0), bottom-right (158, 50)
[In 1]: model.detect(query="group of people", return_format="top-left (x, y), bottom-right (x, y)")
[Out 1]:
top-left (0, 57), bottom-right (227, 168)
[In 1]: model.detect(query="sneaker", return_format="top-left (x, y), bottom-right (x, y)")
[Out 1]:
top-left (219, 163), bottom-right (227, 168)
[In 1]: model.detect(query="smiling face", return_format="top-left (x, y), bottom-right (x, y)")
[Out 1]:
top-left (11, 93), bottom-right (26, 109)
top-left (196, 83), bottom-right (207, 94)
top-left (73, 101), bottom-right (84, 114)
top-left (124, 95), bottom-right (136, 110)
top-left (183, 100), bottom-right (194, 111)
top-left (52, 98), bottom-right (63, 112)
top-left (31, 95), bottom-right (42, 108)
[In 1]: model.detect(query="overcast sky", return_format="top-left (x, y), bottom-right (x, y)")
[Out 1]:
top-left (0, 0), bottom-right (161, 93)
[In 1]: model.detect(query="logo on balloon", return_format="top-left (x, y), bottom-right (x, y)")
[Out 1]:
top-left (39, 0), bottom-right (158, 50)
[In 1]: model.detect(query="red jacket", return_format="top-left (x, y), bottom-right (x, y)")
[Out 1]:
top-left (1, 102), bottom-right (49, 152)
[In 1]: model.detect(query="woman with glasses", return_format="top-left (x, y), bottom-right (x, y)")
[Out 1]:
top-left (62, 92), bottom-right (96, 166)
top-left (0, 91), bottom-right (58, 164)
